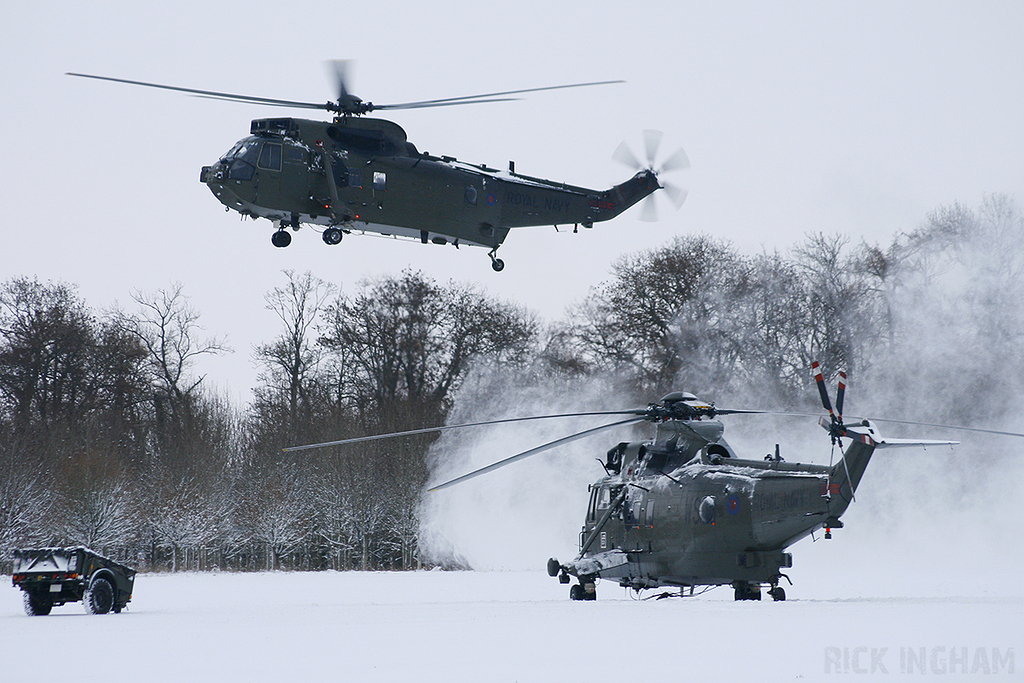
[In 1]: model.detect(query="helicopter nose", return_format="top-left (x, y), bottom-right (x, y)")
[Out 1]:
top-left (200, 164), bottom-right (224, 184)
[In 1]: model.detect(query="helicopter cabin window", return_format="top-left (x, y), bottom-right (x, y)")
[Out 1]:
top-left (284, 145), bottom-right (307, 165)
top-left (588, 485), bottom-right (614, 522)
top-left (373, 172), bottom-right (386, 191)
top-left (258, 143), bottom-right (282, 171)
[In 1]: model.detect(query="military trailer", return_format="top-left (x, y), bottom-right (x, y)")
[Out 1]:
top-left (11, 547), bottom-right (135, 615)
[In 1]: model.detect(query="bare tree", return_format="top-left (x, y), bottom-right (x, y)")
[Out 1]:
top-left (112, 284), bottom-right (230, 482)
top-left (253, 270), bottom-right (336, 442)
top-left (560, 235), bottom-right (750, 399)
top-left (793, 232), bottom-right (885, 380)
top-left (321, 270), bottom-right (537, 430)
top-left (114, 283), bottom-right (228, 406)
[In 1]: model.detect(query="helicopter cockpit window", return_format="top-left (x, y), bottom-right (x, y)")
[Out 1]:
top-left (258, 143), bottom-right (282, 171)
top-left (224, 139), bottom-right (260, 181)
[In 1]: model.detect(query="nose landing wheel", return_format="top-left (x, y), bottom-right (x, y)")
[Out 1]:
top-left (322, 227), bottom-right (343, 245)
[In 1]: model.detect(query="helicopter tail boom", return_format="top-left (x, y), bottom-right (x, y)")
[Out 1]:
top-left (597, 170), bottom-right (662, 220)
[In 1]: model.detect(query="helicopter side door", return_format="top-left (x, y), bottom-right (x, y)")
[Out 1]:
top-left (279, 143), bottom-right (315, 216)
top-left (254, 141), bottom-right (283, 207)
top-left (585, 483), bottom-right (632, 552)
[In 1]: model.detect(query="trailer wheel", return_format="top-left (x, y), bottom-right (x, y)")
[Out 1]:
top-left (23, 591), bottom-right (53, 616)
top-left (84, 577), bottom-right (114, 615)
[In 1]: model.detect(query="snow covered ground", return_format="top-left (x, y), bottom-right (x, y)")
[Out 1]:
top-left (1, 568), bottom-right (1018, 681)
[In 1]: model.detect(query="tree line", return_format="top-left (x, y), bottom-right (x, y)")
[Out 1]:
top-left (1, 195), bottom-right (1021, 573)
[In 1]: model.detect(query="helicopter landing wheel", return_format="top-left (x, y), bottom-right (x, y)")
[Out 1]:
top-left (733, 582), bottom-right (762, 601)
top-left (769, 586), bottom-right (786, 601)
top-left (570, 579), bottom-right (596, 601)
top-left (487, 247), bottom-right (505, 272)
top-left (322, 227), bottom-right (343, 245)
top-left (272, 230), bottom-right (292, 248)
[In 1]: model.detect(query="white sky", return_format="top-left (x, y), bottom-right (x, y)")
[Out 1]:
top-left (3, 0), bottom-right (1022, 401)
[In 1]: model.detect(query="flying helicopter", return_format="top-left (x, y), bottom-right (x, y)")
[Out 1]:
top-left (67, 65), bottom-right (688, 272)
top-left (286, 362), bottom-right (1024, 602)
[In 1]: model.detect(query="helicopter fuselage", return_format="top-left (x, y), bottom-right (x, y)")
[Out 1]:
top-left (199, 116), bottom-right (659, 261)
top-left (554, 416), bottom-right (882, 598)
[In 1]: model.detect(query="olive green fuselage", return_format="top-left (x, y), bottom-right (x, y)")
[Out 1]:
top-left (200, 116), bottom-right (658, 251)
top-left (569, 418), bottom-right (875, 592)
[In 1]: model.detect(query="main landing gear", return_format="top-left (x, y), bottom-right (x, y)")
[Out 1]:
top-left (569, 578), bottom-right (597, 601)
top-left (733, 579), bottom-right (787, 601)
top-left (271, 230), bottom-right (292, 248)
top-left (487, 247), bottom-right (505, 272)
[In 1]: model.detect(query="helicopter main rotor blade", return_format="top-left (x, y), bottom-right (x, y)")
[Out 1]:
top-left (325, 59), bottom-right (353, 103)
top-left (373, 80), bottom-right (624, 111)
top-left (848, 417), bottom-right (1024, 439)
top-left (283, 409), bottom-right (646, 452)
top-left (66, 72), bottom-right (331, 111)
top-left (428, 417), bottom-right (645, 492)
top-left (375, 97), bottom-right (521, 110)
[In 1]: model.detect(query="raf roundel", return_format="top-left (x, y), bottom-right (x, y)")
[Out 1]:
top-left (727, 494), bottom-right (741, 515)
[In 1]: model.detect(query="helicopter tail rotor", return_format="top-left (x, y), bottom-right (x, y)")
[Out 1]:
top-left (812, 361), bottom-right (853, 444)
top-left (613, 130), bottom-right (689, 222)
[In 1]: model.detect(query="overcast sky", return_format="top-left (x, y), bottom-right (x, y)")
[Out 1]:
top-left (4, 1), bottom-right (1022, 401)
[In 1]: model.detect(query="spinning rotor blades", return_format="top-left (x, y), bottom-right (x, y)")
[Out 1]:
top-left (69, 67), bottom-right (624, 117)
top-left (284, 409), bottom-right (646, 452)
top-left (614, 129), bottom-right (690, 222)
top-left (428, 417), bottom-right (645, 491)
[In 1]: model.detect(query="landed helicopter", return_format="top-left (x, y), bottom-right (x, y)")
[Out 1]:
top-left (67, 66), bottom-right (688, 271)
top-left (287, 363), bottom-right (1024, 601)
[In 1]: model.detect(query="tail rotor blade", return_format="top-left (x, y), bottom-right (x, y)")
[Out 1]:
top-left (639, 195), bottom-right (660, 222)
top-left (661, 180), bottom-right (689, 208)
top-left (659, 147), bottom-right (691, 173)
top-left (613, 141), bottom-right (642, 170)
top-left (811, 361), bottom-right (835, 417)
top-left (643, 129), bottom-right (664, 167)
top-left (836, 371), bottom-right (847, 422)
